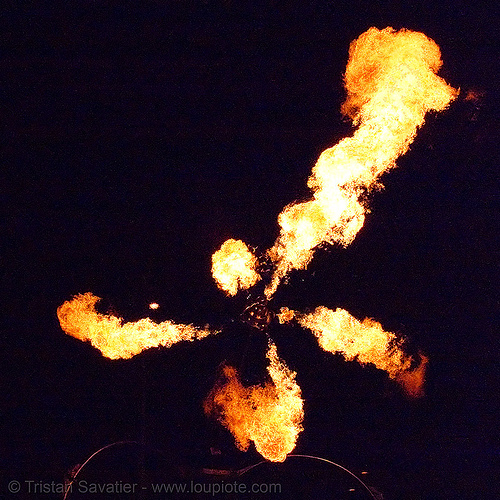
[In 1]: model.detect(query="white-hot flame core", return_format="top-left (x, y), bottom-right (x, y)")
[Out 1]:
top-left (57, 293), bottom-right (215, 359)
top-left (204, 342), bottom-right (304, 462)
top-left (211, 239), bottom-right (261, 296)
top-left (265, 27), bottom-right (458, 296)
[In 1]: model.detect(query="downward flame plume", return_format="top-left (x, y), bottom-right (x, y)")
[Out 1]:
top-left (57, 293), bottom-right (216, 359)
top-left (204, 342), bottom-right (304, 462)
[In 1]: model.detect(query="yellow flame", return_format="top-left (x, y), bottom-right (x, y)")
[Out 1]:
top-left (265, 27), bottom-right (458, 296)
top-left (297, 306), bottom-right (426, 397)
top-left (57, 293), bottom-right (215, 359)
top-left (211, 239), bottom-right (261, 296)
top-left (277, 307), bottom-right (295, 324)
top-left (204, 342), bottom-right (304, 462)
top-left (56, 28), bottom-right (454, 458)
top-left (149, 302), bottom-right (159, 310)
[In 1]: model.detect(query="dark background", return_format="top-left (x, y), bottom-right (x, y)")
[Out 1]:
top-left (1, 1), bottom-right (498, 499)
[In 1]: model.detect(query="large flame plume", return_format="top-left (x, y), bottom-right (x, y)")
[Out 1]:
top-left (57, 27), bottom-right (456, 463)
top-left (204, 342), bottom-right (304, 462)
top-left (286, 306), bottom-right (427, 397)
top-left (57, 293), bottom-right (216, 359)
top-left (211, 239), bottom-right (261, 296)
top-left (264, 27), bottom-right (458, 296)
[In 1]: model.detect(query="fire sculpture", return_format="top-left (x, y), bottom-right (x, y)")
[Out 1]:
top-left (58, 27), bottom-right (457, 462)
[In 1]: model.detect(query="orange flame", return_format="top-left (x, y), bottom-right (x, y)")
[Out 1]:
top-left (211, 239), bottom-right (261, 296)
top-left (277, 307), bottom-right (295, 324)
top-left (204, 342), bottom-right (304, 462)
top-left (297, 306), bottom-right (427, 397)
top-left (265, 27), bottom-right (458, 296)
top-left (57, 293), bottom-right (216, 359)
top-left (57, 28), bottom-right (455, 460)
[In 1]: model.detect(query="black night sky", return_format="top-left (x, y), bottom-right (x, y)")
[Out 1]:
top-left (1, 2), bottom-right (498, 499)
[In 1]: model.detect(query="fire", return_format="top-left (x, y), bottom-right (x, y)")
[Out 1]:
top-left (57, 27), bottom-right (456, 462)
top-left (211, 239), bottom-right (261, 296)
top-left (204, 342), bottom-right (304, 462)
top-left (265, 27), bottom-right (458, 296)
top-left (297, 306), bottom-right (427, 397)
top-left (277, 307), bottom-right (295, 324)
top-left (57, 293), bottom-right (216, 359)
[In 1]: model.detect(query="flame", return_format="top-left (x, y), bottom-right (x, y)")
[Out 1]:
top-left (277, 306), bottom-right (295, 324)
top-left (57, 293), bottom-right (215, 359)
top-left (204, 342), bottom-right (304, 462)
top-left (211, 239), bottom-right (261, 296)
top-left (57, 28), bottom-right (455, 460)
top-left (149, 302), bottom-right (159, 310)
top-left (297, 306), bottom-right (426, 397)
top-left (265, 27), bottom-right (458, 296)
